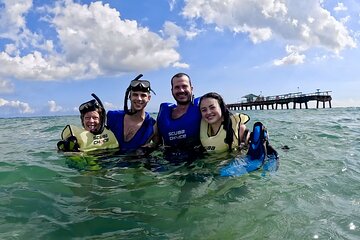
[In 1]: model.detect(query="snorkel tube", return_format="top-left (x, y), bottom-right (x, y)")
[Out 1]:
top-left (124, 74), bottom-right (143, 115)
top-left (90, 93), bottom-right (106, 135)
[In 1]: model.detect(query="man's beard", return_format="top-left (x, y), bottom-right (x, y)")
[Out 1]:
top-left (173, 93), bottom-right (192, 105)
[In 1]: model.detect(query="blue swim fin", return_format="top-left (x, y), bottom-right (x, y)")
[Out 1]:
top-left (247, 121), bottom-right (267, 162)
top-left (219, 156), bottom-right (264, 177)
top-left (219, 122), bottom-right (280, 177)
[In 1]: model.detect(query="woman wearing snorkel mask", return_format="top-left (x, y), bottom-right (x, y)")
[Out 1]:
top-left (106, 74), bottom-right (158, 154)
top-left (79, 99), bottom-right (103, 133)
top-left (57, 94), bottom-right (119, 152)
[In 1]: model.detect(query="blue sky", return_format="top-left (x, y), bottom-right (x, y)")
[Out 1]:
top-left (0, 0), bottom-right (359, 117)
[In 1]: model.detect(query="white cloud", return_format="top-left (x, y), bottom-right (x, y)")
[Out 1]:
top-left (0, 79), bottom-right (15, 93)
top-left (334, 3), bottom-right (347, 12)
top-left (340, 15), bottom-right (350, 24)
top-left (162, 21), bottom-right (185, 39)
top-left (241, 24), bottom-right (272, 43)
top-left (273, 45), bottom-right (306, 66)
top-left (162, 21), bottom-right (199, 40)
top-left (0, 98), bottom-right (34, 113)
top-left (103, 101), bottom-right (118, 110)
top-left (48, 100), bottom-right (63, 112)
top-left (182, 0), bottom-right (286, 42)
top-left (173, 62), bottom-right (189, 68)
top-left (333, 98), bottom-right (360, 107)
top-left (182, 0), bottom-right (356, 57)
top-left (0, 0), bottom-right (50, 56)
top-left (5, 44), bottom-right (19, 55)
top-left (0, 51), bottom-right (79, 81)
top-left (169, 0), bottom-right (176, 11)
top-left (273, 52), bottom-right (305, 66)
top-left (0, 0), bottom-right (183, 81)
top-left (50, 1), bottom-right (181, 75)
top-left (0, 0), bottom-right (32, 41)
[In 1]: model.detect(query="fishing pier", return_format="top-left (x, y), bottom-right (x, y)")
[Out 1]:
top-left (227, 91), bottom-right (332, 110)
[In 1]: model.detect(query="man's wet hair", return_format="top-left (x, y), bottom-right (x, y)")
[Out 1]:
top-left (171, 73), bottom-right (192, 88)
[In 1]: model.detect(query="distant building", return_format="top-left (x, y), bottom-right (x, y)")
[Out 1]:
top-left (242, 94), bottom-right (258, 102)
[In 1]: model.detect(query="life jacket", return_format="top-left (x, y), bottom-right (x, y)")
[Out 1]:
top-left (106, 110), bottom-right (156, 152)
top-left (157, 98), bottom-right (201, 149)
top-left (58, 125), bottom-right (119, 152)
top-left (200, 113), bottom-right (250, 153)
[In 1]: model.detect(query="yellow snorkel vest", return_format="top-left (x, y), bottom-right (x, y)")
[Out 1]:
top-left (200, 113), bottom-right (249, 153)
top-left (59, 125), bottom-right (119, 152)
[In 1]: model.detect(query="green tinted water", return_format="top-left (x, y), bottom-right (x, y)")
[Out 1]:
top-left (0, 108), bottom-right (359, 239)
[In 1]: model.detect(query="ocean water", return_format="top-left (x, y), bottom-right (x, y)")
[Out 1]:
top-left (0, 107), bottom-right (359, 239)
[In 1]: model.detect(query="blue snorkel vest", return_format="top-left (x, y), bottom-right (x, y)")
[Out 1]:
top-left (157, 98), bottom-right (201, 150)
top-left (107, 110), bottom-right (156, 152)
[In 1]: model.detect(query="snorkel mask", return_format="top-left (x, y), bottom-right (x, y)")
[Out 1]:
top-left (79, 93), bottom-right (106, 135)
top-left (124, 74), bottom-right (156, 115)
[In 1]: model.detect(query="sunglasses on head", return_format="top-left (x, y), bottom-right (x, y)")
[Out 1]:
top-left (79, 99), bottom-right (100, 113)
